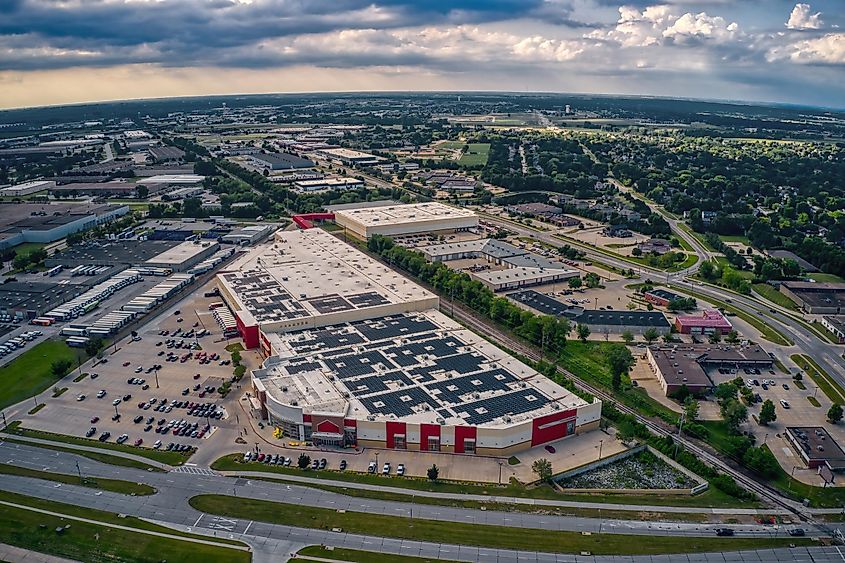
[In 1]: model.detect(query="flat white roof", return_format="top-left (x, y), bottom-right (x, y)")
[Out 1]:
top-left (217, 228), bottom-right (437, 328)
top-left (139, 175), bottom-right (205, 184)
top-left (146, 241), bottom-right (215, 265)
top-left (255, 309), bottom-right (586, 426)
top-left (319, 147), bottom-right (378, 159)
top-left (335, 202), bottom-right (477, 227)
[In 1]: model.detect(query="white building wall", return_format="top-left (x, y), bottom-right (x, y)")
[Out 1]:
top-left (476, 420), bottom-right (533, 449)
top-left (575, 400), bottom-right (602, 427)
top-left (356, 420), bottom-right (387, 442)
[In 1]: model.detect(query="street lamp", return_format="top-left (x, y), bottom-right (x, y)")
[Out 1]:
top-left (114, 404), bottom-right (119, 417)
top-left (498, 460), bottom-right (504, 485)
top-left (154, 366), bottom-right (160, 389)
top-left (598, 439), bottom-right (604, 460)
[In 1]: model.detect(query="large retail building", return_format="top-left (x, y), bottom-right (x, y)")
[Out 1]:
top-left (217, 228), bottom-right (600, 455)
top-left (334, 202), bottom-right (478, 239)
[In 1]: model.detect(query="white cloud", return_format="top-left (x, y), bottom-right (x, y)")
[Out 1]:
top-left (786, 3), bottom-right (823, 30)
top-left (590, 5), bottom-right (740, 48)
top-left (768, 33), bottom-right (845, 64)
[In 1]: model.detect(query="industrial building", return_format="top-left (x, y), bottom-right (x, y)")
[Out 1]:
top-left (221, 228), bottom-right (600, 456)
top-left (674, 309), bottom-right (732, 335)
top-left (335, 202), bottom-right (478, 239)
top-left (216, 228), bottom-right (439, 347)
top-left (315, 147), bottom-right (381, 166)
top-left (0, 203), bottom-right (130, 251)
top-left (249, 152), bottom-right (315, 171)
top-left (644, 288), bottom-right (683, 307)
top-left (144, 240), bottom-right (220, 272)
top-left (420, 239), bottom-right (579, 292)
top-left (148, 146), bottom-right (185, 162)
top-left (780, 281), bottom-right (845, 315)
top-left (220, 224), bottom-right (276, 246)
top-left (786, 427), bottom-right (845, 473)
top-left (0, 180), bottom-right (55, 197)
top-left (821, 316), bottom-right (845, 344)
top-left (647, 344), bottom-right (773, 397)
top-left (46, 239), bottom-right (183, 268)
top-left (0, 281), bottom-right (85, 320)
top-left (293, 177), bottom-right (363, 193)
top-left (138, 174), bottom-right (205, 185)
top-left (251, 309), bottom-right (599, 454)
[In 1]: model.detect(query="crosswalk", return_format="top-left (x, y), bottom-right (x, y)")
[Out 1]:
top-left (171, 466), bottom-right (218, 476)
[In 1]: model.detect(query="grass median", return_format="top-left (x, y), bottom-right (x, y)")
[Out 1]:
top-left (791, 354), bottom-right (845, 404)
top-left (0, 489), bottom-right (249, 562)
top-left (3, 422), bottom-right (190, 466)
top-left (0, 462), bottom-right (156, 495)
top-left (191, 493), bottom-right (812, 556)
top-left (297, 546), bottom-right (459, 563)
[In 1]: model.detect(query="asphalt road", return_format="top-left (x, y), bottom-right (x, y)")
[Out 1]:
top-left (0, 440), bottom-right (833, 563)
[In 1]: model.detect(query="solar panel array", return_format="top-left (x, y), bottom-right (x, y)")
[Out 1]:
top-left (222, 270), bottom-right (310, 323)
top-left (273, 314), bottom-right (553, 425)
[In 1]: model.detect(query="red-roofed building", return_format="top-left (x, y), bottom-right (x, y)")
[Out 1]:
top-left (674, 309), bottom-right (732, 335)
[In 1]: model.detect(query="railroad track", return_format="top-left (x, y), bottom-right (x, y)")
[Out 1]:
top-left (441, 299), bottom-right (813, 522)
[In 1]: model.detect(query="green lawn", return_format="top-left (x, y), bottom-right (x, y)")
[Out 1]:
top-left (1, 436), bottom-right (162, 471)
top-left (669, 253), bottom-right (699, 272)
top-left (0, 462), bottom-right (156, 495)
top-left (790, 354), bottom-right (845, 404)
top-left (0, 339), bottom-right (87, 410)
top-left (761, 445), bottom-right (845, 508)
top-left (0, 490), bottom-right (248, 563)
top-left (3, 422), bottom-right (191, 466)
top-left (11, 242), bottom-right (47, 257)
top-left (297, 546), bottom-right (459, 563)
top-left (718, 235), bottom-right (752, 245)
top-left (808, 272), bottom-right (845, 283)
top-left (190, 494), bottom-right (811, 556)
top-left (752, 283), bottom-right (799, 311)
top-left (458, 143), bottom-right (490, 166)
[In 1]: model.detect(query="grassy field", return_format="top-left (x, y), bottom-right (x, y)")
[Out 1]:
top-left (790, 354), bottom-right (845, 404)
top-left (0, 490), bottom-right (248, 563)
top-left (458, 143), bottom-right (490, 166)
top-left (718, 235), bottom-right (752, 245)
top-left (215, 454), bottom-right (747, 509)
top-left (190, 494), bottom-right (811, 556)
top-left (297, 546), bottom-right (459, 563)
top-left (761, 445), bottom-right (845, 508)
top-left (669, 253), bottom-right (699, 272)
top-left (11, 242), bottom-right (47, 257)
top-left (0, 339), bottom-right (87, 410)
top-left (0, 462), bottom-right (156, 495)
top-left (751, 283), bottom-right (799, 311)
top-left (808, 272), bottom-right (845, 283)
top-left (1, 436), bottom-right (162, 471)
top-left (4, 422), bottom-right (191, 466)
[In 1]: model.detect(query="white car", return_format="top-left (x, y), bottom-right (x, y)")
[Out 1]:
top-left (382, 462), bottom-right (391, 475)
top-left (153, 440), bottom-right (162, 449)
top-left (112, 398), bottom-right (121, 406)
top-left (76, 394), bottom-right (86, 401)
top-left (97, 390), bottom-right (106, 398)
top-left (397, 463), bottom-right (405, 476)
top-left (780, 399), bottom-right (791, 409)
top-left (368, 461), bottom-right (377, 473)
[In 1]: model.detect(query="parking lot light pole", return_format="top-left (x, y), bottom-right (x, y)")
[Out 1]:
top-left (1, 411), bottom-right (6, 429)
top-left (598, 439), bottom-right (603, 460)
top-left (498, 460), bottom-right (504, 485)
top-left (154, 367), bottom-right (159, 389)
top-left (114, 404), bottom-right (119, 417)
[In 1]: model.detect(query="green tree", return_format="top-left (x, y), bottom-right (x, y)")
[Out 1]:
top-left (84, 338), bottom-right (103, 358)
top-left (683, 396), bottom-right (700, 422)
top-left (427, 464), bottom-right (439, 482)
top-left (709, 331), bottom-right (722, 344)
top-left (136, 184), bottom-right (149, 199)
top-left (532, 458), bottom-right (553, 483)
top-left (742, 446), bottom-right (779, 478)
top-left (576, 324), bottom-right (590, 343)
top-left (298, 453), bottom-right (311, 469)
top-left (828, 403), bottom-right (843, 424)
top-left (568, 277), bottom-right (582, 289)
top-left (642, 327), bottom-right (660, 344)
top-left (584, 272), bottom-right (601, 288)
top-left (607, 345), bottom-right (634, 391)
top-left (698, 260), bottom-right (716, 279)
top-left (758, 399), bottom-right (777, 426)
top-left (621, 330), bottom-right (634, 344)
top-left (722, 400), bottom-right (748, 434)
top-left (50, 358), bottom-right (73, 378)
top-left (724, 330), bottom-right (740, 344)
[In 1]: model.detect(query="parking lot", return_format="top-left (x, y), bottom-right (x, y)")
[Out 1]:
top-left (23, 279), bottom-right (244, 455)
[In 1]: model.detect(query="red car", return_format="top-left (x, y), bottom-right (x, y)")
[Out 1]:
top-left (134, 438), bottom-right (143, 446)
top-left (90, 416), bottom-right (99, 423)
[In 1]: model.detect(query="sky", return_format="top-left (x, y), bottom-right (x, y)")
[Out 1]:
top-left (0, 0), bottom-right (844, 110)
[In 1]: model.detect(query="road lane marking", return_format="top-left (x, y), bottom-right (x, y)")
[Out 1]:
top-left (193, 513), bottom-right (204, 527)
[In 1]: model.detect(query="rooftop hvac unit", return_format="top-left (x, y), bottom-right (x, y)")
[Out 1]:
top-left (552, 403), bottom-right (561, 410)
top-left (436, 417), bottom-right (445, 425)
top-left (282, 386), bottom-right (288, 392)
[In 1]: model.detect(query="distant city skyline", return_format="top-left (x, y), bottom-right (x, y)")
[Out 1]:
top-left (1, 0), bottom-right (843, 110)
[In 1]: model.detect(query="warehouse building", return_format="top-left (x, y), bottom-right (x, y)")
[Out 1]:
top-left (293, 177), bottom-right (363, 193)
top-left (220, 224), bottom-right (277, 246)
top-left (249, 152), bottom-right (315, 171)
top-left (0, 203), bottom-right (129, 251)
top-left (644, 288), bottom-right (683, 307)
top-left (0, 180), bottom-right (55, 197)
top-left (316, 147), bottom-right (381, 166)
top-left (216, 228), bottom-right (439, 348)
top-left (780, 281), bottom-right (845, 315)
top-left (647, 344), bottom-right (773, 397)
top-left (252, 309), bottom-right (600, 454)
top-left (821, 316), bottom-right (845, 344)
top-left (335, 202), bottom-right (478, 239)
top-left (222, 228), bottom-right (601, 456)
top-left (144, 240), bottom-right (220, 272)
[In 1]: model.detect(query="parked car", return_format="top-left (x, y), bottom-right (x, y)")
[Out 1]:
top-left (780, 399), bottom-right (791, 409)
top-left (368, 461), bottom-right (377, 474)
top-left (382, 462), bottom-right (391, 475)
top-left (397, 463), bottom-right (405, 476)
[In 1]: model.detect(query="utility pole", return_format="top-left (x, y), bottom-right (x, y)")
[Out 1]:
top-left (154, 366), bottom-right (160, 389)
top-left (674, 412), bottom-right (685, 459)
top-left (76, 461), bottom-right (83, 483)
